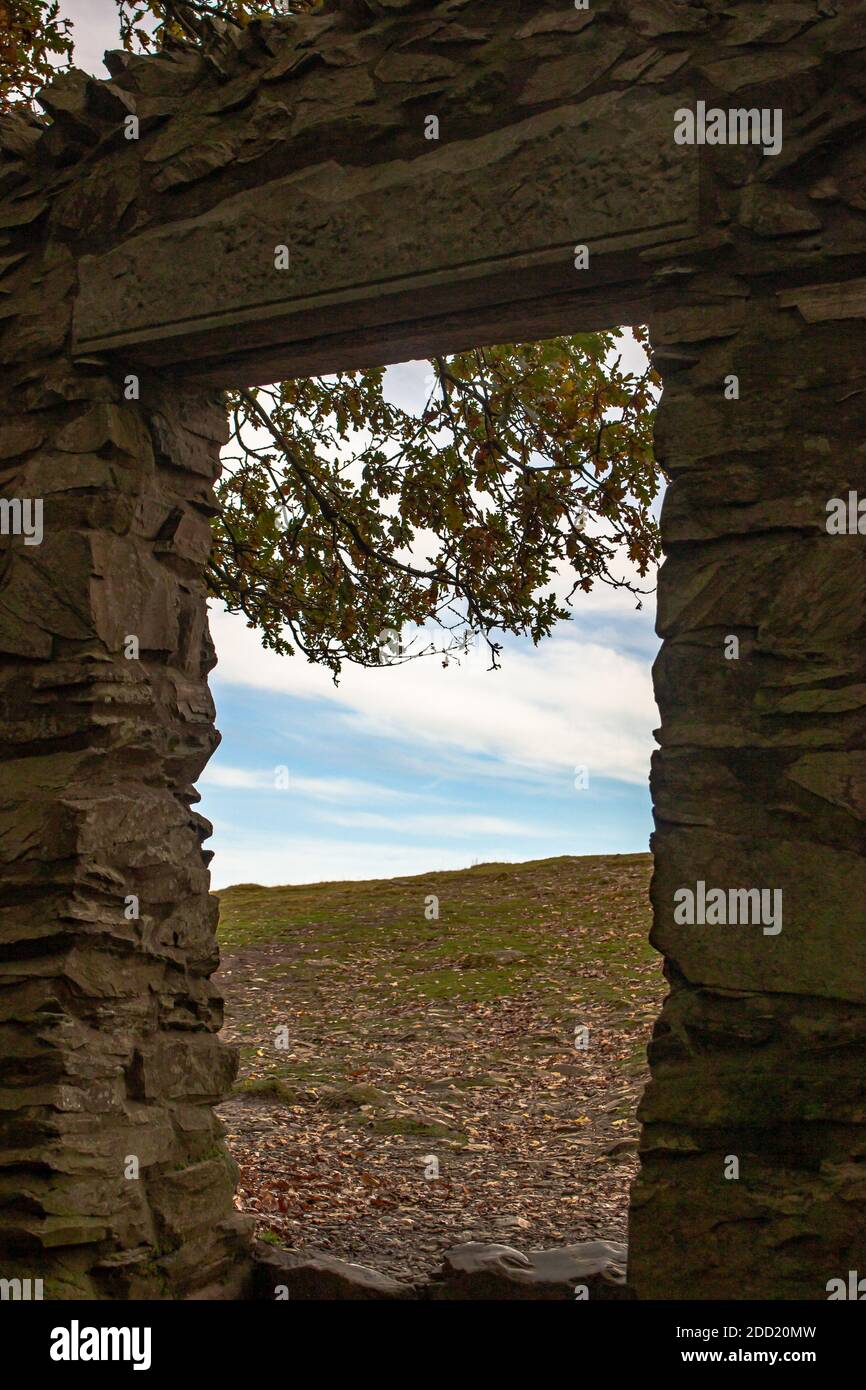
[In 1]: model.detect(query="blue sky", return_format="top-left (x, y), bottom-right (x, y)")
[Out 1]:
top-left (202, 349), bottom-right (660, 888)
top-left (55, 4), bottom-right (662, 888)
top-left (203, 599), bottom-right (658, 888)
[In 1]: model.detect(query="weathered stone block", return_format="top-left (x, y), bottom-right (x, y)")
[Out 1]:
top-left (251, 1242), bottom-right (416, 1300)
top-left (128, 1037), bottom-right (237, 1104)
top-left (428, 1240), bottom-right (630, 1300)
top-left (147, 1158), bottom-right (237, 1246)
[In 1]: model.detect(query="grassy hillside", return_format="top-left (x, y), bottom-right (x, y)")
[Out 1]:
top-left (215, 853), bottom-right (662, 1277)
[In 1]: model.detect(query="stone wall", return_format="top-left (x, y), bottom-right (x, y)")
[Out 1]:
top-left (631, 26), bottom-right (866, 1292)
top-left (634, 326), bottom-right (866, 1296)
top-left (0, 110), bottom-right (249, 1296)
top-left (62, 0), bottom-right (704, 382)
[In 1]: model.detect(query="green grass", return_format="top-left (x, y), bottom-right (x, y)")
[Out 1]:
top-left (216, 854), bottom-right (660, 1266)
top-left (215, 852), bottom-right (655, 1020)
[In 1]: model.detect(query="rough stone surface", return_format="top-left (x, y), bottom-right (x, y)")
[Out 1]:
top-left (1, 0), bottom-right (866, 1300)
top-left (631, 287), bottom-right (866, 1300)
top-left (251, 1241), bottom-right (417, 1300)
top-left (427, 1240), bottom-right (630, 1300)
top-left (74, 90), bottom-right (697, 371)
top-left (0, 116), bottom-right (250, 1296)
top-left (249, 1238), bottom-right (628, 1300)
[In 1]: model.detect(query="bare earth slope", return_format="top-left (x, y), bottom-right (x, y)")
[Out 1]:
top-left (215, 853), bottom-right (662, 1280)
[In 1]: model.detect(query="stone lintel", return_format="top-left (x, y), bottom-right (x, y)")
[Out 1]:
top-left (73, 93), bottom-right (698, 385)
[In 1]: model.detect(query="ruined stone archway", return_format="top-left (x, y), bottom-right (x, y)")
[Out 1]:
top-left (1, 0), bottom-right (865, 1300)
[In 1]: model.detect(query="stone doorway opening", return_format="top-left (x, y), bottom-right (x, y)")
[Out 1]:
top-left (200, 327), bottom-right (665, 1293)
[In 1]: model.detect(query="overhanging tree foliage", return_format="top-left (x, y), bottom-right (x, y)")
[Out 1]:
top-left (0, 0), bottom-right (73, 108)
top-left (215, 337), bottom-right (659, 675)
top-left (4, 1), bottom-right (664, 678)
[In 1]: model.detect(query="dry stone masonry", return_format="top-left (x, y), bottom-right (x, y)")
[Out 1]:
top-left (0, 134), bottom-right (250, 1296)
top-left (0, 0), bottom-right (865, 1299)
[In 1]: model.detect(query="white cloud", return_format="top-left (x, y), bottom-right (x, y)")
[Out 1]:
top-left (208, 603), bottom-right (658, 787)
top-left (199, 765), bottom-right (418, 803)
top-left (202, 769), bottom-right (559, 838)
top-left (315, 808), bottom-right (550, 839)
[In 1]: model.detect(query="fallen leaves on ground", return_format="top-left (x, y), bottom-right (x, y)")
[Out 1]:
top-left (215, 852), bottom-right (663, 1279)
